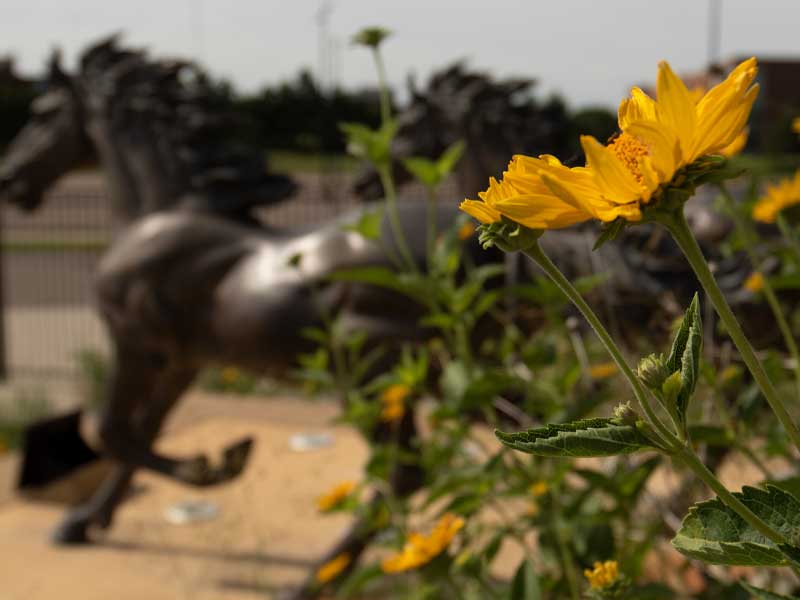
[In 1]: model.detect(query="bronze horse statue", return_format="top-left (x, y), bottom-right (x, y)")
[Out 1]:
top-left (0, 36), bottom-right (775, 599)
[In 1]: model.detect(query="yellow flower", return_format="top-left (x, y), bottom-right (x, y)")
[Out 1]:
top-left (523, 59), bottom-right (758, 224)
top-left (743, 271), bottom-right (765, 293)
top-left (584, 560), bottom-right (619, 589)
top-left (529, 481), bottom-right (549, 497)
top-left (381, 513), bottom-right (465, 573)
top-left (459, 157), bottom-right (594, 229)
top-left (316, 480), bottom-right (356, 512)
top-left (793, 117), bottom-right (800, 135)
top-left (380, 383), bottom-right (409, 423)
top-left (589, 362), bottom-right (619, 380)
top-left (457, 221), bottom-right (476, 240)
top-left (220, 366), bottom-right (241, 384)
top-left (752, 170), bottom-right (800, 224)
top-left (315, 553), bottom-right (351, 584)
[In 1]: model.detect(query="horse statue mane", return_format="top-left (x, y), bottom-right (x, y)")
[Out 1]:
top-left (355, 61), bottom-right (570, 200)
top-left (0, 34), bottom-right (295, 222)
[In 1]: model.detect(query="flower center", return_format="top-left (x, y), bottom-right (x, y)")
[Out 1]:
top-left (609, 133), bottom-right (649, 186)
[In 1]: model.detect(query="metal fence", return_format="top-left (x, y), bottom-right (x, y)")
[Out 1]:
top-left (0, 170), bottom-right (456, 377)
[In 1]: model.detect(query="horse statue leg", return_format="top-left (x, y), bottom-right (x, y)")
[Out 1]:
top-left (53, 361), bottom-right (197, 543)
top-left (94, 341), bottom-right (254, 488)
top-left (284, 408), bottom-right (425, 600)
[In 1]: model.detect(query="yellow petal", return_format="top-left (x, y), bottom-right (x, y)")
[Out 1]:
top-left (492, 194), bottom-right (591, 229)
top-left (624, 120), bottom-right (679, 180)
top-left (459, 199), bottom-right (501, 224)
top-left (655, 60), bottom-right (697, 161)
top-left (581, 135), bottom-right (642, 201)
top-left (619, 87), bottom-right (656, 129)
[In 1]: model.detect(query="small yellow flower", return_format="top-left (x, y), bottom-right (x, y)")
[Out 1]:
top-left (316, 481), bottom-right (356, 512)
top-left (381, 513), bottom-right (465, 573)
top-left (584, 560), bottom-right (619, 590)
top-left (220, 366), bottom-right (241, 384)
top-left (743, 271), bottom-right (765, 293)
top-left (380, 383), bottom-right (410, 423)
top-left (752, 170), bottom-right (800, 224)
top-left (793, 117), bottom-right (800, 135)
top-left (589, 362), bottom-right (619, 380)
top-left (457, 221), bottom-right (476, 240)
top-left (529, 481), bottom-right (549, 497)
top-left (315, 553), bottom-right (351, 584)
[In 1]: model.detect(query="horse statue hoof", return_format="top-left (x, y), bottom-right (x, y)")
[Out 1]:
top-left (220, 437), bottom-right (254, 481)
top-left (174, 455), bottom-right (212, 486)
top-left (52, 514), bottom-right (92, 545)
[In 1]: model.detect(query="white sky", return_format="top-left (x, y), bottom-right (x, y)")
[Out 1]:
top-left (0, 0), bottom-right (798, 109)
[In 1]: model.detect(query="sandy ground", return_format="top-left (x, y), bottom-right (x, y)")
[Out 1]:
top-left (0, 391), bottom-right (371, 600)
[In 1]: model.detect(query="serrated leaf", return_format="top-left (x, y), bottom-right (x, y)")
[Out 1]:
top-left (740, 582), bottom-right (800, 599)
top-left (495, 418), bottom-right (655, 458)
top-left (672, 485), bottom-right (800, 567)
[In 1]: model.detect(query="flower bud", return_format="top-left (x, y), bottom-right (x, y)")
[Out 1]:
top-left (661, 371), bottom-right (683, 405)
top-left (636, 353), bottom-right (670, 390)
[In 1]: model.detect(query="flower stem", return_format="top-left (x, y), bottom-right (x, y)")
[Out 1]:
top-left (523, 240), bottom-right (789, 547)
top-left (776, 213), bottom-right (800, 267)
top-left (718, 184), bottom-right (800, 399)
top-left (523, 243), bottom-right (676, 448)
top-left (657, 208), bottom-right (800, 452)
top-left (378, 166), bottom-right (418, 273)
top-left (370, 49), bottom-right (392, 126)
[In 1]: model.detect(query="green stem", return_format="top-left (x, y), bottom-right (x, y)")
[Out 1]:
top-left (657, 209), bottom-right (800, 452)
top-left (425, 185), bottom-right (438, 269)
top-left (675, 447), bottom-right (788, 545)
top-left (777, 213), bottom-right (800, 267)
top-left (522, 240), bottom-right (789, 547)
top-left (552, 513), bottom-right (581, 600)
top-left (523, 244), bottom-right (676, 448)
top-left (378, 165), bottom-right (417, 274)
top-left (371, 49), bottom-right (392, 126)
top-left (718, 184), bottom-right (800, 398)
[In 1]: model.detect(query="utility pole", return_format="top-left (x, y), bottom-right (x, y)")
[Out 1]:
top-left (708, 0), bottom-right (722, 71)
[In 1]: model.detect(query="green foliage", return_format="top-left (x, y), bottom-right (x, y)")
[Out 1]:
top-left (740, 582), bottom-right (800, 600)
top-left (672, 485), bottom-right (800, 566)
top-left (75, 348), bottom-right (110, 411)
top-left (495, 418), bottom-right (655, 458)
top-left (340, 120), bottom-right (398, 167)
top-left (402, 140), bottom-right (466, 189)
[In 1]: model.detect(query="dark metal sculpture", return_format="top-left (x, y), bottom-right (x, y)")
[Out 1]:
top-left (0, 37), bottom-right (772, 600)
top-left (355, 62), bottom-right (571, 201)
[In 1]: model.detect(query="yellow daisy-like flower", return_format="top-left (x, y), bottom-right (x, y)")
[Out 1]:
top-left (316, 480), bottom-right (356, 512)
top-left (380, 383), bottom-right (409, 423)
top-left (529, 481), bottom-right (549, 497)
top-left (743, 271), bottom-right (765, 293)
top-left (518, 58), bottom-right (758, 225)
top-left (584, 560), bottom-right (619, 590)
top-left (459, 157), bottom-right (594, 229)
top-left (752, 170), bottom-right (800, 224)
top-left (315, 553), bottom-right (351, 584)
top-left (589, 362), bottom-right (619, 380)
top-left (381, 513), bottom-right (465, 573)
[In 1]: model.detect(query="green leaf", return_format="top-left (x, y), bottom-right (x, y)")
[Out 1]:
top-left (672, 485), bottom-right (800, 566)
top-left (343, 207), bottom-right (383, 240)
top-left (436, 140), bottom-right (466, 178)
top-left (402, 157), bottom-right (441, 187)
top-left (339, 120), bottom-right (397, 166)
top-left (593, 217), bottom-right (626, 250)
top-left (666, 293), bottom-right (700, 373)
top-left (509, 559), bottom-right (542, 600)
top-left (495, 418), bottom-right (656, 458)
top-left (740, 582), bottom-right (800, 600)
top-left (662, 293), bottom-right (702, 429)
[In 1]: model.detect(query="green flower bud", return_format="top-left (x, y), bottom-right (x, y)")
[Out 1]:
top-left (636, 353), bottom-right (670, 390)
top-left (352, 27), bottom-right (392, 48)
top-left (661, 370), bottom-right (683, 405)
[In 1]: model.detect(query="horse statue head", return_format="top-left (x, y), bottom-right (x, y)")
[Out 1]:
top-left (0, 35), bottom-right (295, 222)
top-left (0, 50), bottom-right (92, 211)
top-left (354, 62), bottom-right (570, 201)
